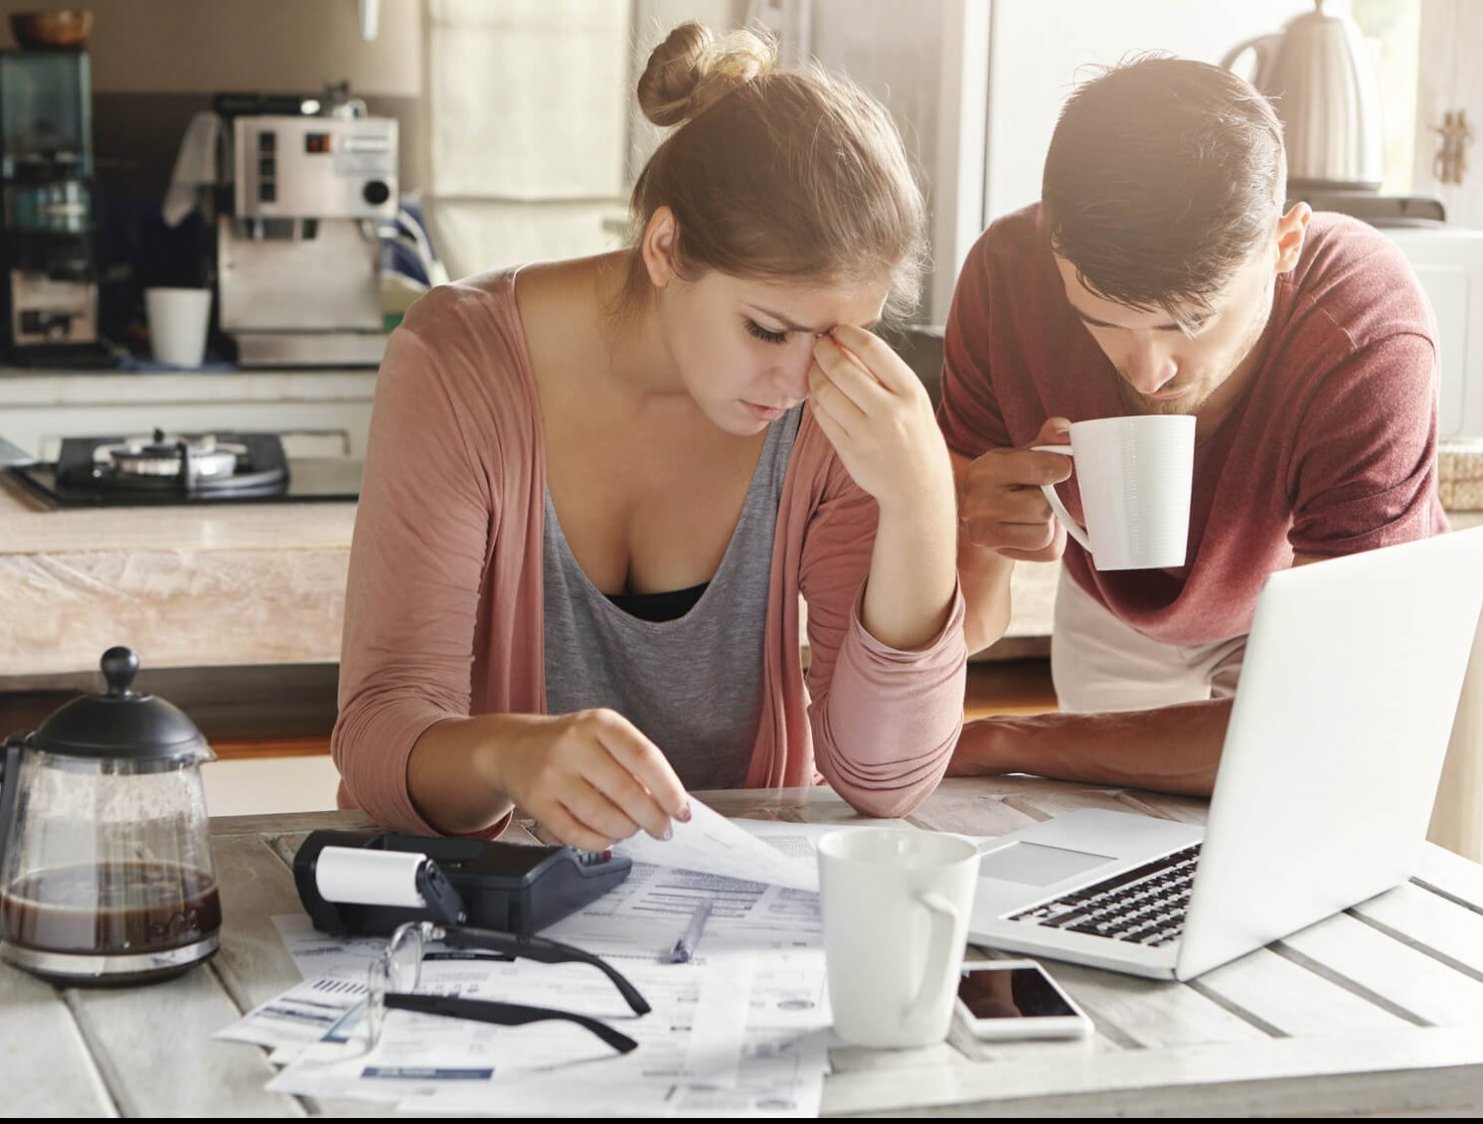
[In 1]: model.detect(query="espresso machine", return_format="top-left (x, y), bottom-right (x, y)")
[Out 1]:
top-left (214, 93), bottom-right (397, 367)
top-left (0, 48), bottom-right (109, 366)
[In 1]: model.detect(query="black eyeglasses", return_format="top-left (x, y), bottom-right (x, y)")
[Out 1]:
top-left (304, 921), bottom-right (649, 1062)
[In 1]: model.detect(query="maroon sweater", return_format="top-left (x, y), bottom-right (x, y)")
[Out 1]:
top-left (939, 205), bottom-right (1447, 647)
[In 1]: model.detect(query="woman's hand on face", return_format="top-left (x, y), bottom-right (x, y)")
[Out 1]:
top-left (491, 708), bottom-right (691, 851)
top-left (807, 325), bottom-right (954, 517)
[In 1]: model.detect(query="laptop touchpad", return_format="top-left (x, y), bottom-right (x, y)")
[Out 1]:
top-left (980, 841), bottom-right (1116, 886)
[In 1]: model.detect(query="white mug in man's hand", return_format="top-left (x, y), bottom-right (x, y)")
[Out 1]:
top-left (1033, 415), bottom-right (1196, 571)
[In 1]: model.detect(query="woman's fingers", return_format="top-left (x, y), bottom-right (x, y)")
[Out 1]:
top-left (828, 324), bottom-right (916, 395)
top-left (541, 780), bottom-right (638, 851)
top-left (807, 385), bottom-right (851, 449)
top-left (807, 363), bottom-right (862, 438)
top-left (812, 336), bottom-right (889, 414)
top-left (588, 710), bottom-right (691, 827)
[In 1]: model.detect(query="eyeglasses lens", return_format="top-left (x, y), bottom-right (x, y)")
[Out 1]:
top-left (305, 924), bottom-right (425, 1064)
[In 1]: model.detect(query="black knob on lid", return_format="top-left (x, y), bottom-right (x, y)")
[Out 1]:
top-left (101, 645), bottom-right (140, 697)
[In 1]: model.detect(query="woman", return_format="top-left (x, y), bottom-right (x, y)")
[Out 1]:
top-left (333, 23), bottom-right (967, 849)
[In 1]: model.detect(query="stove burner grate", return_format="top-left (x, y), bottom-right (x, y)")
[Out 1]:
top-left (53, 431), bottom-right (290, 498)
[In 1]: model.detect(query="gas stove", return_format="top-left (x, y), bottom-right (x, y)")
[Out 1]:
top-left (6, 429), bottom-right (362, 508)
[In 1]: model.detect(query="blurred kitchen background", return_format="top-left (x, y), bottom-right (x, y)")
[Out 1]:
top-left (1, 0), bottom-right (1481, 840)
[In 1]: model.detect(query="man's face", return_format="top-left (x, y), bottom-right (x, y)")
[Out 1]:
top-left (1053, 228), bottom-right (1289, 417)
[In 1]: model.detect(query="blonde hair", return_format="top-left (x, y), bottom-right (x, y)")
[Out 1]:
top-left (622, 22), bottom-right (926, 321)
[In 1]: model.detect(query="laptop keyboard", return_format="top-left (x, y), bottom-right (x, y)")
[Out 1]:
top-left (1006, 843), bottom-right (1202, 947)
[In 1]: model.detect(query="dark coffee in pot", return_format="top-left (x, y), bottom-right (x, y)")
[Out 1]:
top-left (1, 862), bottom-right (221, 954)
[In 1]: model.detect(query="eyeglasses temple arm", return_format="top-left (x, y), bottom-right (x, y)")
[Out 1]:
top-left (383, 992), bottom-right (638, 1054)
top-left (443, 926), bottom-right (651, 1015)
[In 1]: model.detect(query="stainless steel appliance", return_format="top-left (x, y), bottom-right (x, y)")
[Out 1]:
top-left (0, 647), bottom-right (220, 986)
top-left (0, 48), bottom-right (110, 366)
top-left (5, 428), bottom-right (363, 508)
top-left (214, 95), bottom-right (398, 367)
top-left (1223, 0), bottom-right (1384, 192)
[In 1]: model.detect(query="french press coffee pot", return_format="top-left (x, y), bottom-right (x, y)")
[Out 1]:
top-left (0, 647), bottom-right (221, 985)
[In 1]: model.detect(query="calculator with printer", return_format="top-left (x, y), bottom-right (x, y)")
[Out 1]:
top-left (293, 830), bottom-right (631, 938)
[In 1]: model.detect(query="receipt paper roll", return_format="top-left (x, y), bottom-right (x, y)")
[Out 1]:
top-left (314, 845), bottom-right (429, 908)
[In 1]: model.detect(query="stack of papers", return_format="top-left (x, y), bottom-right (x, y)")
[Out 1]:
top-left (217, 804), bottom-right (892, 1116)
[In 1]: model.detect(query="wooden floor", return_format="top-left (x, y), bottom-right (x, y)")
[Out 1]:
top-left (211, 734), bottom-right (335, 759)
top-left (203, 658), bottom-right (1061, 760)
top-left (963, 658), bottom-right (1059, 719)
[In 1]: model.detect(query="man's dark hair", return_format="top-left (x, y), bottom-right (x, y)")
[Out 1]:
top-left (1041, 55), bottom-right (1285, 325)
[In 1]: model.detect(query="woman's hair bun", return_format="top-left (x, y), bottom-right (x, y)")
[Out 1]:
top-left (636, 21), bottom-right (777, 128)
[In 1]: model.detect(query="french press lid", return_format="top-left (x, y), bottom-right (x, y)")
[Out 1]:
top-left (28, 647), bottom-right (210, 761)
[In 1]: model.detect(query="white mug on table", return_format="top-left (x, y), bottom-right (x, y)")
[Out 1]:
top-left (1034, 414), bottom-right (1196, 571)
top-left (817, 827), bottom-right (979, 1049)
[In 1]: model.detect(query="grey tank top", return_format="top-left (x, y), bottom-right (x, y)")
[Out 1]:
top-left (543, 407), bottom-right (801, 790)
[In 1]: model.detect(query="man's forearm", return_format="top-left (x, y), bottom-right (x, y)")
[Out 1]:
top-left (949, 698), bottom-right (1233, 796)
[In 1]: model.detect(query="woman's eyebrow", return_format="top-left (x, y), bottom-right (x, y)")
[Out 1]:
top-left (747, 305), bottom-right (821, 334)
top-left (747, 305), bottom-right (882, 335)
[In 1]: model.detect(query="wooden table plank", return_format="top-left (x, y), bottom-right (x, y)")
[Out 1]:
top-left (1000, 783), bottom-right (1157, 823)
top-left (1114, 789), bottom-right (1211, 824)
top-left (1414, 841), bottom-right (1483, 909)
top-left (212, 832), bottom-right (407, 1121)
top-left (820, 1027), bottom-right (1483, 1117)
top-left (1279, 911), bottom-right (1483, 1028)
top-left (1191, 946), bottom-right (1414, 1037)
top-left (1350, 882), bottom-right (1483, 977)
top-left (826, 1041), bottom-right (967, 1077)
top-left (908, 791), bottom-right (1041, 837)
top-left (66, 966), bottom-right (301, 1117)
top-left (212, 833), bottom-right (316, 1013)
top-left (0, 962), bottom-right (115, 1116)
top-left (1019, 958), bottom-right (1271, 1049)
top-left (945, 1017), bottom-right (1127, 1064)
top-left (211, 809), bottom-right (376, 838)
top-left (695, 785), bottom-right (832, 822)
top-left (947, 775), bottom-right (1125, 801)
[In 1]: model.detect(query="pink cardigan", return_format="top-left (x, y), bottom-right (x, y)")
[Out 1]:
top-left (332, 269), bottom-right (967, 835)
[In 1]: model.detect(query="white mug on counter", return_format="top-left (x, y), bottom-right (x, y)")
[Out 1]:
top-left (145, 287), bottom-right (212, 368)
top-left (1034, 414), bottom-right (1196, 571)
top-left (817, 827), bottom-right (979, 1049)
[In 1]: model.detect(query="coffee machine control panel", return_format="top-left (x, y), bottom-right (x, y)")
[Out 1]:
top-left (233, 115), bottom-right (398, 221)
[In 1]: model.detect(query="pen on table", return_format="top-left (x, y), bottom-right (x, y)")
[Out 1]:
top-left (669, 899), bottom-right (713, 964)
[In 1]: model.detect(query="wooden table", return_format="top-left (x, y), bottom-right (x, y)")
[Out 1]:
top-left (4, 776), bottom-right (1483, 1117)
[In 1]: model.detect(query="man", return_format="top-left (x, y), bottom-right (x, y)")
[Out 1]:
top-left (940, 57), bottom-right (1445, 795)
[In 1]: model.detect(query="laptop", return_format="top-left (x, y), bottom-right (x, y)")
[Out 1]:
top-left (968, 526), bottom-right (1483, 981)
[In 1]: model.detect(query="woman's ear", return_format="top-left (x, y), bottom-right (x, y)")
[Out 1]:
top-left (641, 206), bottom-right (681, 289)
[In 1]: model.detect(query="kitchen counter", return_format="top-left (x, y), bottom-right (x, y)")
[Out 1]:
top-left (0, 367), bottom-right (379, 461)
top-left (0, 477), bottom-right (357, 678)
top-left (0, 366), bottom-right (377, 401)
top-left (2, 470), bottom-right (1477, 679)
top-left (0, 470), bottom-right (1058, 679)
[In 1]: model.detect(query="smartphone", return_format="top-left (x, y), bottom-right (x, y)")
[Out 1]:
top-left (953, 960), bottom-right (1093, 1040)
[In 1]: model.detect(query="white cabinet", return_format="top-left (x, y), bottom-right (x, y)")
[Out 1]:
top-left (422, 0), bottom-right (731, 281)
top-left (0, 370), bottom-right (377, 460)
